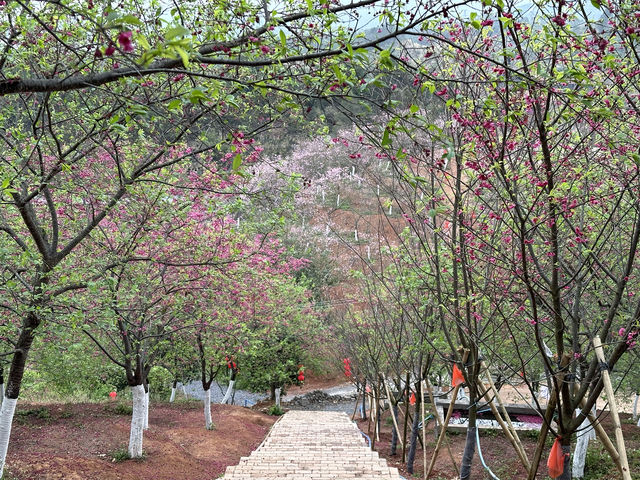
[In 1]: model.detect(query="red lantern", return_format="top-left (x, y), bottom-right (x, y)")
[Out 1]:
top-left (298, 373), bottom-right (305, 382)
top-left (109, 391), bottom-right (117, 399)
top-left (409, 392), bottom-right (416, 405)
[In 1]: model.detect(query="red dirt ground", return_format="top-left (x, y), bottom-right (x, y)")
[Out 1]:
top-left (6, 401), bottom-right (275, 480)
top-left (356, 409), bottom-right (640, 480)
top-left (5, 371), bottom-right (640, 480)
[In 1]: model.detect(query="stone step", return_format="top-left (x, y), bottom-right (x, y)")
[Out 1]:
top-left (222, 410), bottom-right (401, 480)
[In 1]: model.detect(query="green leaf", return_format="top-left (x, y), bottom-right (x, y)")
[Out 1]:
top-left (189, 88), bottom-right (208, 104)
top-left (381, 128), bottom-right (392, 147)
top-left (165, 25), bottom-right (191, 40)
top-left (409, 104), bottom-right (419, 114)
top-left (174, 46), bottom-right (190, 67)
top-left (279, 30), bottom-right (287, 48)
top-left (167, 99), bottom-right (182, 110)
top-left (1, 178), bottom-right (10, 189)
top-left (378, 49), bottom-right (393, 69)
top-left (590, 0), bottom-right (601, 8)
top-left (232, 153), bottom-right (242, 171)
top-left (121, 14), bottom-right (142, 25)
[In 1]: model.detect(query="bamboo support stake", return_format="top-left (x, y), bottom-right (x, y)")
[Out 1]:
top-left (352, 391), bottom-right (362, 421)
top-left (383, 374), bottom-right (403, 447)
top-left (426, 350), bottom-right (469, 479)
top-left (526, 386), bottom-right (557, 480)
top-left (482, 365), bottom-right (529, 466)
top-left (402, 373), bottom-right (410, 463)
top-left (477, 379), bottom-right (531, 471)
top-left (579, 397), bottom-right (622, 473)
top-left (592, 337), bottom-right (631, 480)
top-left (426, 380), bottom-right (461, 478)
top-left (376, 387), bottom-right (381, 442)
top-left (371, 390), bottom-right (377, 449)
top-left (421, 380), bottom-right (427, 480)
top-left (425, 379), bottom-right (459, 476)
top-left (367, 392), bottom-right (373, 434)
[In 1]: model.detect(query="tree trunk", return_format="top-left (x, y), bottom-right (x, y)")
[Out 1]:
top-left (557, 441), bottom-right (572, 480)
top-left (0, 315), bottom-right (38, 477)
top-left (169, 379), bottom-right (177, 403)
top-left (460, 405), bottom-right (477, 480)
top-left (390, 401), bottom-right (399, 456)
top-left (0, 397), bottom-right (17, 477)
top-left (361, 381), bottom-right (367, 420)
top-left (128, 384), bottom-right (145, 458)
top-left (204, 388), bottom-right (213, 429)
top-left (221, 380), bottom-right (235, 404)
top-left (633, 393), bottom-right (639, 422)
top-left (143, 384), bottom-right (149, 430)
top-left (275, 387), bottom-right (281, 408)
top-left (572, 409), bottom-right (595, 479)
top-left (406, 396), bottom-right (421, 474)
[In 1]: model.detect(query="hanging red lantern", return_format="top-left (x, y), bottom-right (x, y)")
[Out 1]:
top-left (409, 392), bottom-right (416, 405)
top-left (109, 391), bottom-right (117, 399)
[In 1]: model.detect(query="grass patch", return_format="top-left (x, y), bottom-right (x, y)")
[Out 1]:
top-left (267, 405), bottom-right (284, 416)
top-left (110, 447), bottom-right (131, 463)
top-left (110, 447), bottom-right (146, 463)
top-left (583, 445), bottom-right (615, 480)
top-left (15, 406), bottom-right (51, 422)
top-left (172, 398), bottom-right (202, 410)
top-left (105, 402), bottom-right (133, 415)
top-left (521, 429), bottom-right (540, 440)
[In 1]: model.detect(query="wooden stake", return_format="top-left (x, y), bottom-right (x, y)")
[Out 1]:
top-left (367, 391), bottom-right (373, 434)
top-left (425, 379), bottom-right (458, 475)
top-left (383, 374), bottom-right (403, 447)
top-left (526, 385), bottom-right (557, 480)
top-left (482, 365), bottom-right (529, 466)
top-left (592, 337), bottom-right (632, 480)
top-left (421, 380), bottom-right (427, 480)
top-left (352, 390), bottom-right (362, 421)
top-left (477, 379), bottom-right (531, 471)
top-left (580, 397), bottom-right (621, 473)
top-left (402, 373), bottom-right (410, 463)
top-left (426, 349), bottom-right (469, 480)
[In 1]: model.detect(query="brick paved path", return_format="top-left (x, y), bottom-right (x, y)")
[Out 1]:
top-left (222, 410), bottom-right (402, 480)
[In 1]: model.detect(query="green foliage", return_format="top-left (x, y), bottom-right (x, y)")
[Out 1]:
top-left (15, 407), bottom-right (51, 422)
top-left (109, 403), bottom-right (133, 416)
top-left (583, 445), bottom-right (615, 480)
top-left (21, 336), bottom-right (128, 402)
top-left (148, 366), bottom-right (172, 401)
top-left (267, 405), bottom-right (284, 416)
top-left (110, 448), bottom-right (132, 463)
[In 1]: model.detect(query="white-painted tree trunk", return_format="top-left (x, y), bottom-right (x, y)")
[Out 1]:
top-left (143, 388), bottom-right (149, 430)
top-left (0, 397), bottom-right (17, 478)
top-left (169, 387), bottom-right (176, 403)
top-left (275, 387), bottom-right (281, 408)
top-left (572, 408), bottom-right (596, 478)
top-left (182, 384), bottom-right (187, 396)
top-left (128, 385), bottom-right (145, 458)
top-left (633, 393), bottom-right (639, 422)
top-left (0, 384), bottom-right (4, 406)
top-left (220, 380), bottom-right (235, 404)
top-left (204, 388), bottom-right (213, 429)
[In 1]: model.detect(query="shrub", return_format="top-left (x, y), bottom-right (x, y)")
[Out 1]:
top-left (267, 405), bottom-right (284, 416)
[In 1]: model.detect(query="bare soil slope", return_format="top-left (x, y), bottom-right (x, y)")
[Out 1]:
top-left (6, 401), bottom-right (275, 480)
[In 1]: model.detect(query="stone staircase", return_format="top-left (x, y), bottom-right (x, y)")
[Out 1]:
top-left (222, 410), bottom-right (402, 480)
